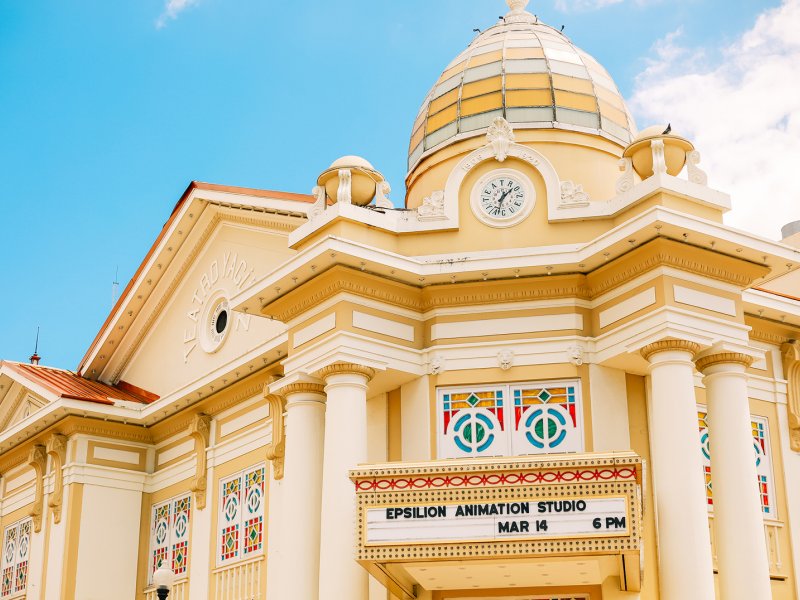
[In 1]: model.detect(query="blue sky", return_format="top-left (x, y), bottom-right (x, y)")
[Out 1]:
top-left (0, 0), bottom-right (788, 369)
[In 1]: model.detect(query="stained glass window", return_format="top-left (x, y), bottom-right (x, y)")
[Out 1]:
top-left (697, 406), bottom-right (775, 516)
top-left (218, 465), bottom-right (266, 565)
top-left (149, 494), bottom-right (191, 584)
top-left (0, 518), bottom-right (31, 598)
top-left (438, 381), bottom-right (583, 459)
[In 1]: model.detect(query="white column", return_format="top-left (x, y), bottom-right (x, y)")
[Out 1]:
top-left (641, 340), bottom-right (715, 600)
top-left (697, 352), bottom-right (771, 599)
top-left (318, 363), bottom-right (374, 600)
top-left (280, 382), bottom-right (326, 600)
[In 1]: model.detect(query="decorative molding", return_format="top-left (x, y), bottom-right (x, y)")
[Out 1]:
top-left (416, 190), bottom-right (446, 222)
top-left (695, 352), bottom-right (755, 373)
top-left (374, 180), bottom-right (393, 209)
top-left (651, 139), bottom-right (668, 176)
top-left (586, 239), bottom-right (770, 298)
top-left (46, 434), bottom-right (67, 524)
top-left (150, 380), bottom-right (266, 443)
top-left (309, 185), bottom-right (326, 220)
top-left (354, 467), bottom-right (637, 492)
top-left (686, 150), bottom-right (708, 186)
top-left (27, 445), bottom-right (46, 533)
top-left (497, 349), bottom-right (514, 371)
top-left (281, 383), bottom-right (326, 397)
top-left (188, 414), bottom-right (212, 510)
top-left (616, 158), bottom-right (635, 194)
top-left (429, 354), bottom-right (446, 375)
top-left (567, 345), bottom-right (585, 366)
top-left (264, 392), bottom-right (287, 480)
top-left (0, 388), bottom-right (31, 433)
top-left (318, 362), bottom-right (376, 382)
top-left (782, 341), bottom-right (800, 452)
top-left (559, 181), bottom-right (590, 209)
top-left (640, 339), bottom-right (702, 362)
top-left (747, 327), bottom-right (789, 345)
top-left (337, 169), bottom-right (352, 205)
top-left (486, 117), bottom-right (515, 162)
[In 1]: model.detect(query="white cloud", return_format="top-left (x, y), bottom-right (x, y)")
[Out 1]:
top-left (156, 0), bottom-right (200, 29)
top-left (630, 0), bottom-right (800, 239)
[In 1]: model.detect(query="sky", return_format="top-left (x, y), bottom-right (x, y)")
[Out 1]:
top-left (0, 0), bottom-right (795, 370)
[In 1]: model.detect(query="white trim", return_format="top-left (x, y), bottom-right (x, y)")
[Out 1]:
top-left (352, 311), bottom-right (415, 342)
top-left (219, 405), bottom-right (269, 438)
top-left (431, 313), bottom-right (582, 340)
top-left (156, 440), bottom-right (195, 467)
top-left (293, 313), bottom-right (336, 348)
top-left (598, 288), bottom-right (657, 328)
top-left (91, 446), bottom-right (142, 465)
top-left (673, 285), bottom-right (737, 317)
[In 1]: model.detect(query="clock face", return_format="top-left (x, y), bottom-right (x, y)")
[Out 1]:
top-left (479, 176), bottom-right (526, 219)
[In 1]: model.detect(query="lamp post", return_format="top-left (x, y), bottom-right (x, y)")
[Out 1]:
top-left (153, 566), bottom-right (175, 600)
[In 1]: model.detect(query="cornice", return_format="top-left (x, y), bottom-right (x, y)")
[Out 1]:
top-left (266, 266), bottom-right (423, 322)
top-left (261, 239), bottom-right (769, 326)
top-left (149, 378), bottom-right (266, 443)
top-left (640, 339), bottom-right (702, 362)
top-left (586, 238), bottom-right (770, 298)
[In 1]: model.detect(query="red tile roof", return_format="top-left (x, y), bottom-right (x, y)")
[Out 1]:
top-left (3, 362), bottom-right (157, 405)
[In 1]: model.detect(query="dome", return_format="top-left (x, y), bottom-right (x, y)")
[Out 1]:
top-left (408, 0), bottom-right (636, 173)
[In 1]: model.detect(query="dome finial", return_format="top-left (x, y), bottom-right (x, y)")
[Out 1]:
top-left (507, 0), bottom-right (530, 14)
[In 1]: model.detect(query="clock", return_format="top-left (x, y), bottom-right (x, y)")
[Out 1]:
top-left (470, 169), bottom-right (535, 227)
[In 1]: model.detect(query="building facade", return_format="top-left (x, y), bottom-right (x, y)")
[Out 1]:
top-left (1, 1), bottom-right (800, 598)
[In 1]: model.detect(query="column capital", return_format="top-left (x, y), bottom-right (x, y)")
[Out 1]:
top-left (695, 352), bottom-right (754, 373)
top-left (318, 362), bottom-right (376, 382)
top-left (640, 339), bottom-right (701, 362)
top-left (281, 382), bottom-right (327, 397)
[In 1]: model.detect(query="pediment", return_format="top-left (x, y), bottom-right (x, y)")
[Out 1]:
top-left (0, 375), bottom-right (50, 434)
top-left (106, 212), bottom-right (297, 398)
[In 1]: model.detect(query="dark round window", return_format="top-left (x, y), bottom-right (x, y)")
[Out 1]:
top-left (215, 310), bottom-right (228, 334)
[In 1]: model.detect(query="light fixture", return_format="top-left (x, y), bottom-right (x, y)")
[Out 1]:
top-left (152, 566), bottom-right (174, 600)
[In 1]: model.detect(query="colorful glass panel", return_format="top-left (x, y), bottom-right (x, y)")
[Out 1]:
top-left (697, 407), bottom-right (775, 516)
top-left (440, 388), bottom-right (506, 458)
top-left (512, 384), bottom-right (581, 454)
top-left (221, 525), bottom-right (239, 561)
top-left (218, 465), bottom-right (267, 566)
top-left (438, 381), bottom-right (583, 459)
top-left (150, 494), bottom-right (191, 584)
top-left (1, 519), bottom-right (31, 598)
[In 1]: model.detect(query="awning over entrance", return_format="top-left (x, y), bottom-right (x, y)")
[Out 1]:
top-left (351, 452), bottom-right (643, 599)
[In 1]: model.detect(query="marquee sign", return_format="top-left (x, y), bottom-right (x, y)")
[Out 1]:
top-left (351, 452), bottom-right (643, 562)
top-left (366, 496), bottom-right (629, 545)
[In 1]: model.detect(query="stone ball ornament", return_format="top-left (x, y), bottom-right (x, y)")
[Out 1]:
top-left (317, 155), bottom-right (384, 206)
top-left (623, 124), bottom-right (695, 178)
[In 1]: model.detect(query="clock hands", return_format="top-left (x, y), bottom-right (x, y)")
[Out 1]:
top-left (496, 188), bottom-right (513, 207)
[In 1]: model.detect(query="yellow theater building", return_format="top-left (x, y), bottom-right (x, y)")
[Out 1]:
top-left (2, 1), bottom-right (800, 598)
